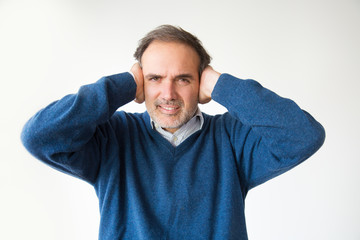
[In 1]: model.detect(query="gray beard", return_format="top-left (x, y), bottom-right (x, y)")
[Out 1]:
top-left (148, 105), bottom-right (198, 130)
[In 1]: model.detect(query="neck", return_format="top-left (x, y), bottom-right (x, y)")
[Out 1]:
top-left (163, 127), bottom-right (179, 134)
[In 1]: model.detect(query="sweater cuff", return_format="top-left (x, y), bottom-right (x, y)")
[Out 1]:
top-left (103, 72), bottom-right (137, 111)
top-left (211, 73), bottom-right (241, 109)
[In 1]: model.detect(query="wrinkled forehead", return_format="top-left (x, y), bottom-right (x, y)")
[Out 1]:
top-left (141, 41), bottom-right (200, 76)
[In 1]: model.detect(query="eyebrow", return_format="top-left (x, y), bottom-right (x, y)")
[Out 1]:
top-left (145, 73), bottom-right (163, 79)
top-left (176, 74), bottom-right (195, 80)
top-left (145, 73), bottom-right (195, 80)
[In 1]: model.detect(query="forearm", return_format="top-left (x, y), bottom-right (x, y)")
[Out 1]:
top-left (21, 72), bottom-right (136, 180)
top-left (212, 74), bottom-right (325, 186)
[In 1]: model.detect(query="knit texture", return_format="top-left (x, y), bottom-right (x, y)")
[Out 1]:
top-left (21, 72), bottom-right (325, 239)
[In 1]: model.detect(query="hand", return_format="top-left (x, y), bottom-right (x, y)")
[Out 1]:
top-left (130, 62), bottom-right (145, 103)
top-left (199, 66), bottom-right (221, 104)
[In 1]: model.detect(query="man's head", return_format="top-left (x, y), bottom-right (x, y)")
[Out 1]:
top-left (134, 25), bottom-right (211, 133)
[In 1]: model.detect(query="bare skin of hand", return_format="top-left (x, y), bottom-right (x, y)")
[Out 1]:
top-left (130, 62), bottom-right (145, 103)
top-left (199, 66), bottom-right (221, 104)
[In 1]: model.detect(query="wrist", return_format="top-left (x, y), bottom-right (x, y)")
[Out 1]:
top-left (199, 66), bottom-right (221, 104)
top-left (207, 71), bottom-right (220, 96)
top-left (130, 63), bottom-right (145, 103)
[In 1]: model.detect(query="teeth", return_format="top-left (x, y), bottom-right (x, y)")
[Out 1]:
top-left (163, 107), bottom-right (176, 110)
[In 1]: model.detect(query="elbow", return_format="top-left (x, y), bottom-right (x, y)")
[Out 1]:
top-left (310, 121), bottom-right (326, 154)
top-left (21, 120), bottom-right (36, 156)
top-left (297, 118), bottom-right (326, 161)
top-left (295, 110), bottom-right (326, 158)
top-left (280, 116), bottom-right (326, 165)
top-left (21, 118), bottom-right (45, 160)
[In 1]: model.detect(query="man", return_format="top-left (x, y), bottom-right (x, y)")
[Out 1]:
top-left (21, 25), bottom-right (325, 239)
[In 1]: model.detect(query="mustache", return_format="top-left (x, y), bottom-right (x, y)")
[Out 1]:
top-left (154, 99), bottom-right (184, 107)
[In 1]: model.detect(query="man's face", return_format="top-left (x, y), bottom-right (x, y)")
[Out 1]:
top-left (141, 41), bottom-right (200, 133)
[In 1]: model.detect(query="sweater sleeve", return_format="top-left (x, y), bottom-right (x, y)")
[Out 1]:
top-left (21, 72), bottom-right (137, 184)
top-left (211, 74), bottom-right (325, 190)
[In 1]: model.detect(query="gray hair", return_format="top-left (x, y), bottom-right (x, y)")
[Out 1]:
top-left (134, 25), bottom-right (211, 74)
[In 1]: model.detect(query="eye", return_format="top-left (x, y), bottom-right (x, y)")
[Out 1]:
top-left (149, 76), bottom-right (160, 81)
top-left (178, 78), bottom-right (190, 84)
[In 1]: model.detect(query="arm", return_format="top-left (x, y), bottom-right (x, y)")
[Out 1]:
top-left (200, 67), bottom-right (325, 190)
top-left (21, 64), bottom-right (144, 184)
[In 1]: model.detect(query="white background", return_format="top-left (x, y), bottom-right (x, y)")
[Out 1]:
top-left (1, 0), bottom-right (359, 239)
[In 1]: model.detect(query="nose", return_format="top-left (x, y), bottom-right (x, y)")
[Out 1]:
top-left (160, 80), bottom-right (177, 100)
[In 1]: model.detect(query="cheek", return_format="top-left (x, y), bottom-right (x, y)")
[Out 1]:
top-left (182, 88), bottom-right (199, 105)
top-left (144, 84), bottom-right (156, 100)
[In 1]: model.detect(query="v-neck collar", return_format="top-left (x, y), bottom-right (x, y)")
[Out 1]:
top-left (150, 109), bottom-right (204, 147)
top-left (142, 112), bottom-right (205, 155)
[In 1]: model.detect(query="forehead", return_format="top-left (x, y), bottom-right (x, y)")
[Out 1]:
top-left (141, 41), bottom-right (200, 74)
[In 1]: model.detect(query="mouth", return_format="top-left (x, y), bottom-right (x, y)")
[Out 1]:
top-left (157, 105), bottom-right (180, 115)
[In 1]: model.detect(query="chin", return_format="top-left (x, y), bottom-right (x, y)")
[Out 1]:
top-left (148, 106), bottom-right (197, 130)
top-left (155, 117), bottom-right (185, 129)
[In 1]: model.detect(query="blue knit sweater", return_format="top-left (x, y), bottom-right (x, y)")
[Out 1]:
top-left (21, 72), bottom-right (325, 239)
